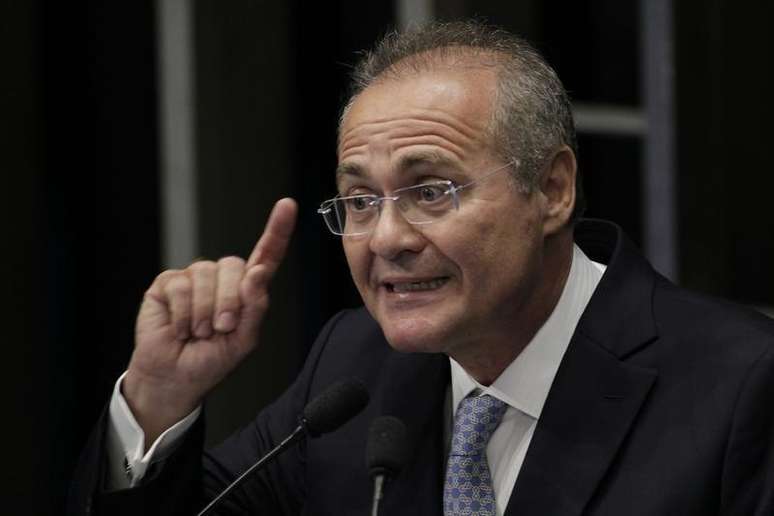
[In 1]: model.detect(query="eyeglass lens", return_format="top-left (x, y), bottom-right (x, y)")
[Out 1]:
top-left (323, 182), bottom-right (456, 235)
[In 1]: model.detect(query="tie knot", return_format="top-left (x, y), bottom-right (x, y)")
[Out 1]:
top-left (450, 394), bottom-right (507, 456)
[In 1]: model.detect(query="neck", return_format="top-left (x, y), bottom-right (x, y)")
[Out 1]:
top-left (451, 230), bottom-right (574, 385)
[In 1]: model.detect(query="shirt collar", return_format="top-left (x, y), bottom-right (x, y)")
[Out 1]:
top-left (450, 244), bottom-right (606, 419)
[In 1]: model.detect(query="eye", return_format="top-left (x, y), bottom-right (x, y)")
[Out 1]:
top-left (416, 184), bottom-right (447, 203)
top-left (346, 195), bottom-right (374, 212)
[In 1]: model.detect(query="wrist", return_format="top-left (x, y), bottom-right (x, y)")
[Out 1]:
top-left (123, 369), bottom-right (201, 446)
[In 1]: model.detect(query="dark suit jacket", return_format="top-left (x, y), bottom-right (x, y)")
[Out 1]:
top-left (69, 220), bottom-right (774, 515)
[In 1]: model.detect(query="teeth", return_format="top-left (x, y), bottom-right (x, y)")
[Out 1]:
top-left (391, 278), bottom-right (447, 293)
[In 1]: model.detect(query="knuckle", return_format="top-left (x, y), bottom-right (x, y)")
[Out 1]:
top-left (189, 260), bottom-right (217, 274)
top-left (153, 269), bottom-right (181, 286)
top-left (218, 255), bottom-right (245, 269)
top-left (142, 289), bottom-right (160, 304)
top-left (165, 276), bottom-right (192, 298)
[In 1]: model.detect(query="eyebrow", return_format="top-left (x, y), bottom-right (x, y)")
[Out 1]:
top-left (335, 150), bottom-right (459, 185)
top-left (395, 150), bottom-right (459, 173)
top-left (335, 162), bottom-right (364, 184)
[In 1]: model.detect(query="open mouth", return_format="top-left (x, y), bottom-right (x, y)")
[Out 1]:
top-left (385, 277), bottom-right (450, 293)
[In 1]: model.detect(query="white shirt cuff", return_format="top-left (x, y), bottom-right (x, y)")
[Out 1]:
top-left (105, 371), bottom-right (201, 489)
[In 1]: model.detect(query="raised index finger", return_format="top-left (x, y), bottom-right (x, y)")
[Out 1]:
top-left (246, 197), bottom-right (298, 273)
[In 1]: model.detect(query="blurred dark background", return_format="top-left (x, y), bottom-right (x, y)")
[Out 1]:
top-left (3, 0), bottom-right (772, 513)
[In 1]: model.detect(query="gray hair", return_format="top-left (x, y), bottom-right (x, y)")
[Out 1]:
top-left (340, 20), bottom-right (585, 221)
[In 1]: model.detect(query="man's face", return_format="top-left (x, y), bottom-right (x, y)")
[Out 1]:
top-left (337, 66), bottom-right (550, 359)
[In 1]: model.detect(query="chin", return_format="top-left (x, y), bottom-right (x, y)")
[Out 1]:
top-left (379, 316), bottom-right (450, 355)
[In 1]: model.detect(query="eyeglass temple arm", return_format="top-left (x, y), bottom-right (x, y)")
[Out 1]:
top-left (455, 159), bottom-right (518, 191)
top-left (444, 159), bottom-right (518, 210)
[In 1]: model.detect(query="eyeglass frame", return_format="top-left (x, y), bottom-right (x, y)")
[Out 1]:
top-left (317, 159), bottom-right (519, 236)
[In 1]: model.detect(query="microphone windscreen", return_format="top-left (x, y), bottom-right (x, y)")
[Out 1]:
top-left (302, 378), bottom-right (369, 437)
top-left (366, 416), bottom-right (408, 478)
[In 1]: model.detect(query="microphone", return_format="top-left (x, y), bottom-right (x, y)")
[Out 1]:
top-left (197, 378), bottom-right (369, 516)
top-left (366, 416), bottom-right (408, 516)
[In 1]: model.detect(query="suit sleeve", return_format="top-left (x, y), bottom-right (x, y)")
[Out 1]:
top-left (720, 345), bottom-right (774, 516)
top-left (68, 309), bottom-right (351, 516)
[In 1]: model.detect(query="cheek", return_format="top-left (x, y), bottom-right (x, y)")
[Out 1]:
top-left (433, 217), bottom-right (503, 289)
top-left (460, 208), bottom-right (541, 286)
top-left (343, 241), bottom-right (369, 288)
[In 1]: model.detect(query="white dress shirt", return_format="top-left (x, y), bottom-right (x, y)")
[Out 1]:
top-left (107, 244), bottom-right (605, 503)
top-left (448, 244), bottom-right (605, 515)
top-left (105, 372), bottom-right (201, 489)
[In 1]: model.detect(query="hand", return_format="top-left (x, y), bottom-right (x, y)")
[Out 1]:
top-left (123, 198), bottom-right (298, 445)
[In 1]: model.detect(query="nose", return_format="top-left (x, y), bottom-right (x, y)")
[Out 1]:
top-left (367, 201), bottom-right (426, 260)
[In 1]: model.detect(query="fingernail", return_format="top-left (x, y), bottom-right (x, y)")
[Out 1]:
top-left (216, 311), bottom-right (236, 332)
top-left (195, 320), bottom-right (212, 339)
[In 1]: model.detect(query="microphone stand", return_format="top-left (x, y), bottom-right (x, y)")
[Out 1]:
top-left (197, 423), bottom-right (306, 516)
top-left (370, 475), bottom-right (386, 516)
top-left (196, 378), bottom-right (369, 516)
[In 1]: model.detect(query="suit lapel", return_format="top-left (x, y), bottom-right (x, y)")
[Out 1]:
top-left (505, 332), bottom-right (656, 515)
top-left (376, 350), bottom-right (450, 516)
top-left (505, 220), bottom-right (661, 516)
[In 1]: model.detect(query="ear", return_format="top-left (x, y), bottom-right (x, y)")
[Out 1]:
top-left (539, 145), bottom-right (576, 236)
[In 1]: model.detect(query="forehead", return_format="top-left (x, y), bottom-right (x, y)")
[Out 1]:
top-left (337, 66), bottom-right (498, 162)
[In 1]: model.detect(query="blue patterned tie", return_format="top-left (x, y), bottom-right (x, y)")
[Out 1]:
top-left (444, 393), bottom-right (508, 515)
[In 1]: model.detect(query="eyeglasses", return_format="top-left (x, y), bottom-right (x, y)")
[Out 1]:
top-left (317, 160), bottom-right (518, 236)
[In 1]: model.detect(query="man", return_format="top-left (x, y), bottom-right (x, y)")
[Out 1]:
top-left (69, 21), bottom-right (774, 515)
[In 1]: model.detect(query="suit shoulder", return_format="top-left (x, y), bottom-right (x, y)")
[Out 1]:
top-left (324, 306), bottom-right (383, 343)
top-left (652, 277), bottom-right (774, 358)
top-left (308, 307), bottom-right (391, 383)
